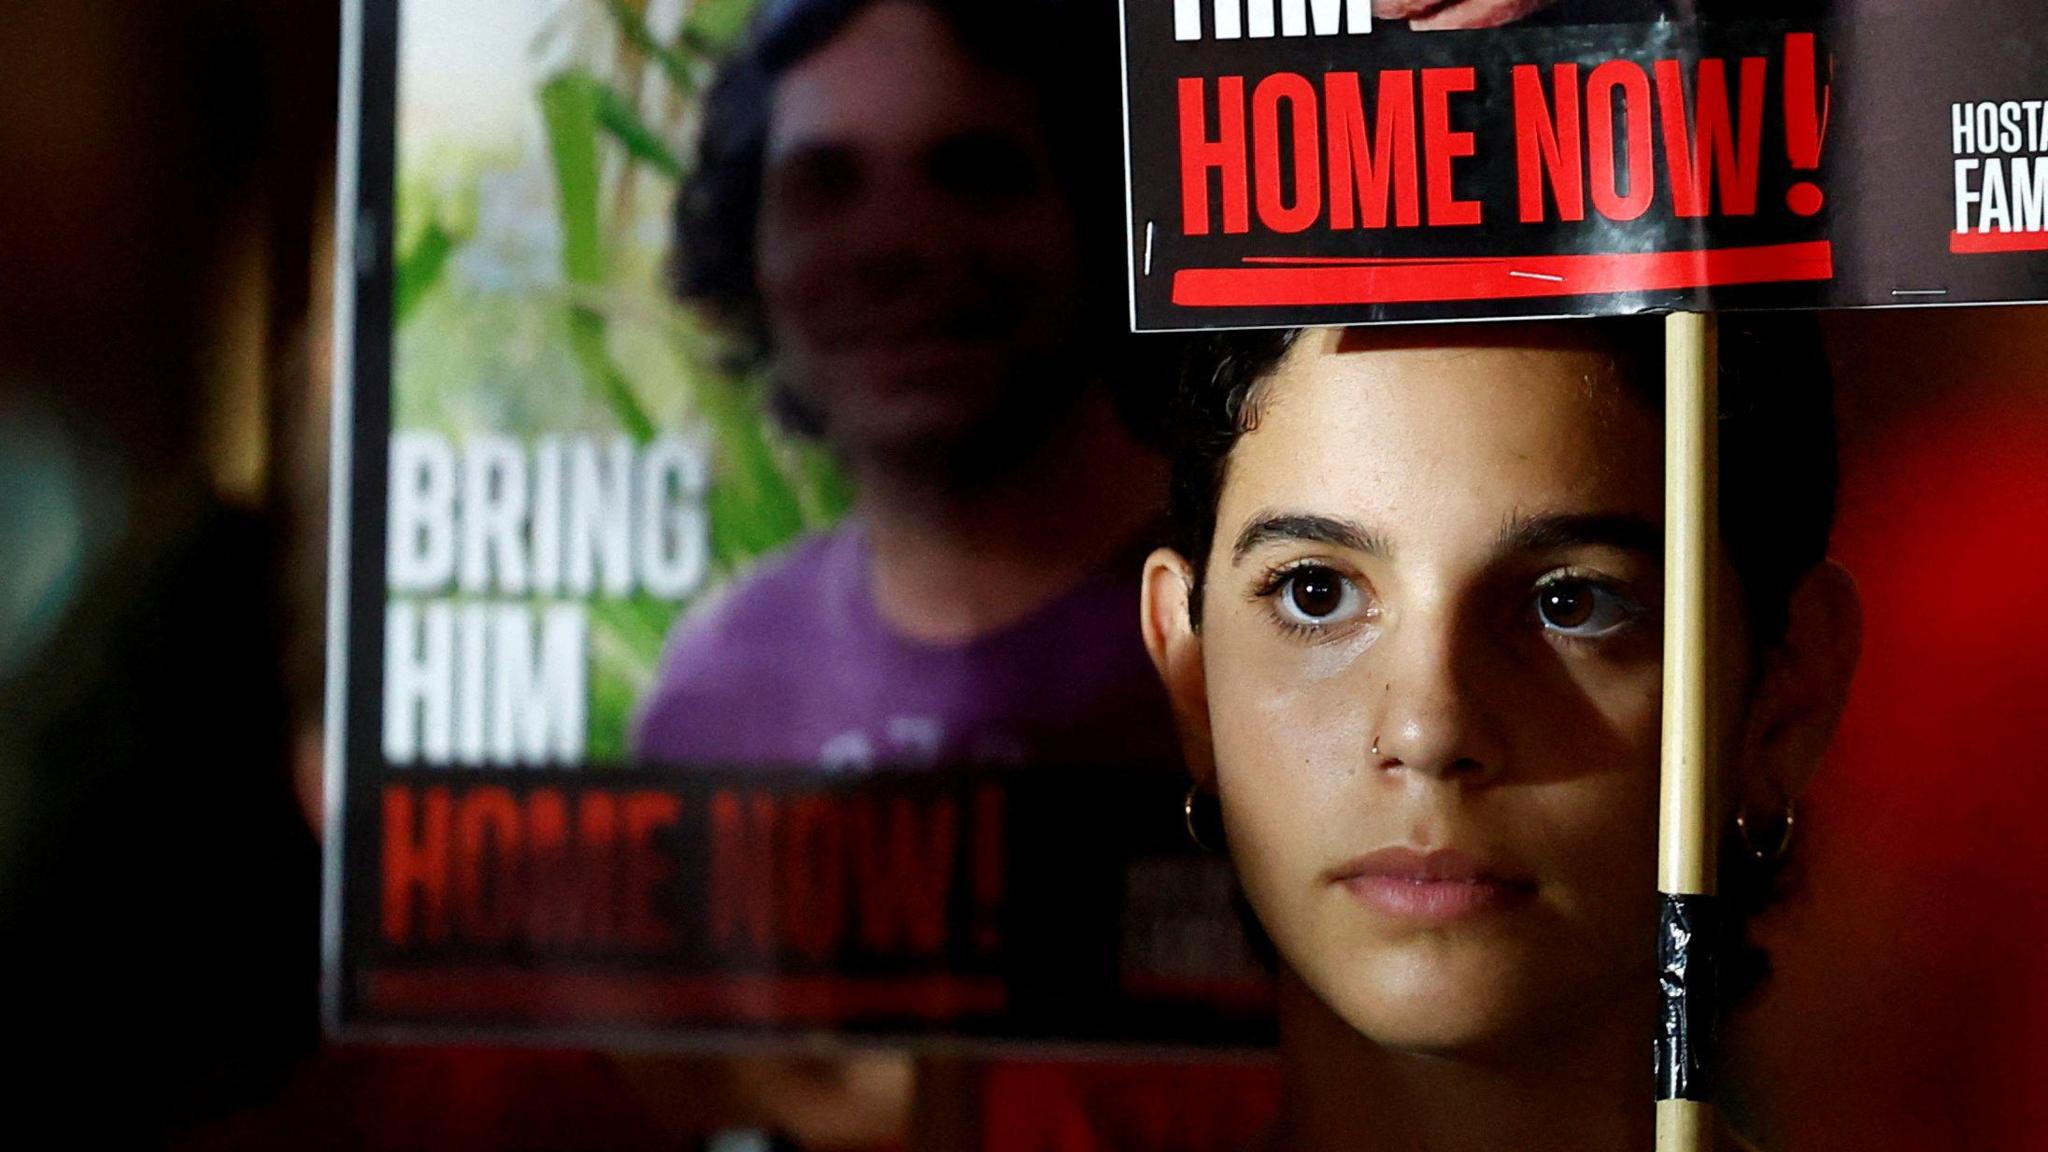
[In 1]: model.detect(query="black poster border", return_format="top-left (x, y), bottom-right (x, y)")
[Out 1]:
top-left (325, 0), bottom-right (399, 1041)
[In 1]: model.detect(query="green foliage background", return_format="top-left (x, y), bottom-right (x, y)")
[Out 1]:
top-left (392, 0), bottom-right (851, 762)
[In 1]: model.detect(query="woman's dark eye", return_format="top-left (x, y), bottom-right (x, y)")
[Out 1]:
top-left (1534, 577), bottom-right (1639, 638)
top-left (1538, 583), bottom-right (1595, 629)
top-left (1273, 565), bottom-right (1362, 629)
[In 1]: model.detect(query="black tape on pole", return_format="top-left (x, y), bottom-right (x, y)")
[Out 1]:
top-left (1655, 892), bottom-right (1724, 1103)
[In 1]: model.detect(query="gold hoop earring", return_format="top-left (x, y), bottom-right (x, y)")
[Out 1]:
top-left (1184, 784), bottom-right (1220, 854)
top-left (1735, 801), bottom-right (1796, 863)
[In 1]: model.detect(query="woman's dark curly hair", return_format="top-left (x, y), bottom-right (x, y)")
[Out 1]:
top-left (1169, 315), bottom-right (1839, 1004)
top-left (669, 0), bottom-right (1175, 438)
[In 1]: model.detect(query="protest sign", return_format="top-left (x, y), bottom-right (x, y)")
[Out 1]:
top-left (1120, 1), bottom-right (2048, 328)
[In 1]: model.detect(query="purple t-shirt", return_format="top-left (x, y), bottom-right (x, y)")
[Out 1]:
top-left (631, 525), bottom-right (1181, 772)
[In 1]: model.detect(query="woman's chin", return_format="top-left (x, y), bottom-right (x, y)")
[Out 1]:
top-left (1303, 952), bottom-right (1561, 1058)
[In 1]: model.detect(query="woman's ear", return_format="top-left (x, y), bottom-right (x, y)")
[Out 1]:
top-left (1738, 560), bottom-right (1864, 812)
top-left (1141, 547), bottom-right (1216, 789)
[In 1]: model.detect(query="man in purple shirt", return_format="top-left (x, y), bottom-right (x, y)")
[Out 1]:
top-left (636, 524), bottom-right (1176, 771)
top-left (633, 0), bottom-right (1179, 774)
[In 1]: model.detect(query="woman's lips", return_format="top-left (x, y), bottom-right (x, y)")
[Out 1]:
top-left (1329, 847), bottom-right (1535, 923)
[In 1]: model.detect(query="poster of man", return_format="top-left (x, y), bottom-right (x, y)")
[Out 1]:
top-left (631, 0), bottom-right (1180, 774)
top-left (335, 0), bottom-right (1263, 1048)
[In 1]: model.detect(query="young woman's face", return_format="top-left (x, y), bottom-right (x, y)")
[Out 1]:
top-left (1180, 328), bottom-right (1748, 1055)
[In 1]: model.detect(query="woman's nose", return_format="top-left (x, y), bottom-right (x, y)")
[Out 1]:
top-left (1366, 608), bottom-right (1505, 783)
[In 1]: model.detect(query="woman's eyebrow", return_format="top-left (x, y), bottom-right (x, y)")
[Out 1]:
top-left (1231, 512), bottom-right (1390, 564)
top-left (1494, 512), bottom-right (1661, 556)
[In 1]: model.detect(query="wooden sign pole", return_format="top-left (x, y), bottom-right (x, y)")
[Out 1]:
top-left (1656, 311), bottom-right (1719, 1152)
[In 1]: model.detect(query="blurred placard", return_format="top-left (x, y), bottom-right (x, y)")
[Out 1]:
top-left (327, 0), bottom-right (1270, 1049)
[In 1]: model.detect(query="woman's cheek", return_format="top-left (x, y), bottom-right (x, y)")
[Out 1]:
top-left (1207, 637), bottom-right (1376, 924)
top-left (1514, 755), bottom-right (1664, 993)
top-left (1575, 659), bottom-right (1664, 743)
top-left (1210, 625), bottom-right (1376, 799)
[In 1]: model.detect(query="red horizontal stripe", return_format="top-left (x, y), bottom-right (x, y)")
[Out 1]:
top-left (1950, 229), bottom-right (2048, 254)
top-left (1171, 241), bottom-right (1834, 307)
top-left (363, 968), bottom-right (1008, 1025)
